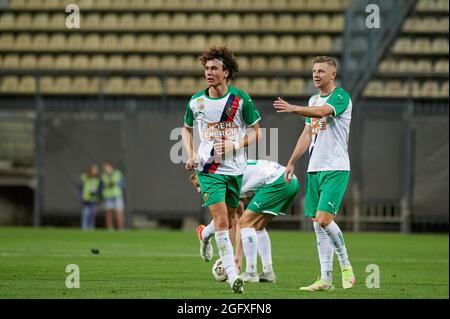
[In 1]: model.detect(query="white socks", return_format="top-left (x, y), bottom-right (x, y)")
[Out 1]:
top-left (322, 221), bottom-right (351, 268)
top-left (240, 227), bottom-right (258, 273)
top-left (313, 222), bottom-right (334, 283)
top-left (215, 230), bottom-right (238, 281)
top-left (256, 229), bottom-right (273, 273)
top-left (201, 220), bottom-right (216, 241)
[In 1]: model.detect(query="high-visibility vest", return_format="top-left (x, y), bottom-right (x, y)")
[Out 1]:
top-left (101, 170), bottom-right (123, 199)
top-left (80, 173), bottom-right (100, 202)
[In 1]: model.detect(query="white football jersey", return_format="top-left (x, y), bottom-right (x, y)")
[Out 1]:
top-left (240, 160), bottom-right (286, 198)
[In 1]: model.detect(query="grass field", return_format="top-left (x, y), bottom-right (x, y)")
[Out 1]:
top-left (0, 227), bottom-right (448, 299)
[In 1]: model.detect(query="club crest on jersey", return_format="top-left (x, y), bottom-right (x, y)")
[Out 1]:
top-left (196, 98), bottom-right (205, 110)
top-left (225, 106), bottom-right (234, 116)
top-left (203, 193), bottom-right (209, 201)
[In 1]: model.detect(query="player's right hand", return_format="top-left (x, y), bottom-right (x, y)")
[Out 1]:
top-left (284, 164), bottom-right (295, 184)
top-left (185, 155), bottom-right (198, 171)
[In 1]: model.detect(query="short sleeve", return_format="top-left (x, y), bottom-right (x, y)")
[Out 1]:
top-left (305, 117), bottom-right (311, 125)
top-left (184, 101), bottom-right (194, 127)
top-left (326, 89), bottom-right (350, 117)
top-left (241, 93), bottom-right (261, 126)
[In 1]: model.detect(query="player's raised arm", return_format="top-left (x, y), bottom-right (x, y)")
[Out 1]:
top-left (273, 97), bottom-right (334, 119)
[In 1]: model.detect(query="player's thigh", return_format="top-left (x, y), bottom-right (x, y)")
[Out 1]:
top-left (317, 171), bottom-right (350, 214)
top-left (197, 172), bottom-right (227, 207)
top-left (304, 172), bottom-right (320, 217)
top-left (239, 210), bottom-right (262, 228)
top-left (255, 214), bottom-right (275, 231)
top-left (225, 174), bottom-right (243, 209)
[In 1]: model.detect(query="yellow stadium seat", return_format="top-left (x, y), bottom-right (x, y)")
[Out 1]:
top-left (286, 57), bottom-right (304, 71)
top-left (268, 78), bottom-right (281, 95)
top-left (283, 79), bottom-right (305, 95)
top-left (172, 13), bottom-right (188, 29)
top-left (20, 54), bottom-right (37, 69)
top-left (295, 14), bottom-right (313, 31)
top-left (392, 37), bottom-right (411, 53)
top-left (315, 35), bottom-right (333, 52)
top-left (385, 81), bottom-right (408, 97)
top-left (143, 77), bottom-right (162, 95)
top-left (251, 78), bottom-right (269, 96)
top-left (242, 35), bottom-right (259, 52)
top-left (0, 13), bottom-right (16, 29)
top-left (434, 59), bottom-right (449, 73)
top-left (172, 35), bottom-right (189, 51)
top-left (378, 58), bottom-right (395, 73)
top-left (225, 35), bottom-right (243, 51)
top-left (288, 0), bottom-right (308, 9)
top-left (412, 37), bottom-right (431, 53)
top-left (179, 77), bottom-right (197, 95)
top-left (165, 77), bottom-right (179, 95)
top-left (189, 13), bottom-right (204, 30)
top-left (137, 35), bottom-right (154, 51)
top-left (89, 55), bottom-right (106, 69)
top-left (18, 75), bottom-right (36, 93)
top-left (32, 13), bottom-right (49, 30)
top-left (37, 54), bottom-right (53, 69)
top-left (1, 76), bottom-right (19, 93)
top-left (0, 33), bottom-right (15, 50)
top-left (120, 34), bottom-right (136, 51)
top-left (15, 34), bottom-right (32, 50)
top-left (54, 55), bottom-right (72, 69)
top-left (260, 14), bottom-right (276, 29)
top-left (217, 0), bottom-right (233, 9)
top-left (38, 75), bottom-right (53, 94)
top-left (279, 35), bottom-right (296, 52)
top-left (363, 80), bottom-right (384, 97)
top-left (125, 77), bottom-right (144, 94)
top-left (66, 34), bottom-right (83, 50)
top-left (2, 55), bottom-right (20, 69)
top-left (397, 59), bottom-right (413, 73)
top-left (54, 76), bottom-right (72, 94)
top-left (421, 80), bottom-right (440, 97)
top-left (84, 14), bottom-right (102, 29)
top-left (125, 55), bottom-right (142, 70)
top-left (146, 0), bottom-right (163, 9)
top-left (49, 13), bottom-right (66, 30)
top-left (298, 36), bottom-right (314, 52)
top-left (277, 14), bottom-right (295, 31)
top-left (136, 13), bottom-right (153, 29)
top-left (250, 57), bottom-right (267, 71)
top-left (415, 59), bottom-right (433, 73)
top-left (242, 14), bottom-right (259, 30)
top-left (73, 76), bottom-right (97, 94)
top-left (153, 13), bottom-right (171, 29)
top-left (313, 14), bottom-right (330, 31)
top-left (223, 14), bottom-right (241, 31)
top-left (232, 78), bottom-right (250, 92)
top-left (268, 57), bottom-right (285, 71)
top-left (107, 55), bottom-right (125, 70)
top-left (432, 38), bottom-right (449, 53)
top-left (71, 55), bottom-right (88, 70)
top-left (120, 13), bottom-right (136, 30)
top-left (440, 81), bottom-right (449, 97)
top-left (103, 14), bottom-right (119, 30)
top-left (179, 56), bottom-right (196, 70)
top-left (103, 34), bottom-right (119, 51)
top-left (208, 35), bottom-right (225, 47)
top-left (189, 35), bottom-right (207, 52)
top-left (233, 0), bottom-right (252, 9)
top-left (160, 56), bottom-right (178, 70)
top-left (271, 0), bottom-right (288, 9)
top-left (330, 14), bottom-right (344, 31)
top-left (207, 14), bottom-right (223, 31)
top-left (104, 76), bottom-right (125, 94)
top-left (85, 34), bottom-right (101, 50)
top-left (143, 56), bottom-right (160, 69)
top-left (154, 34), bottom-right (171, 51)
top-left (235, 56), bottom-right (248, 71)
top-left (16, 13), bottom-right (33, 29)
top-left (260, 35), bottom-right (277, 52)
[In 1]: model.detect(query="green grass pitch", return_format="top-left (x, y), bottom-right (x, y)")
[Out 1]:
top-left (0, 227), bottom-right (447, 299)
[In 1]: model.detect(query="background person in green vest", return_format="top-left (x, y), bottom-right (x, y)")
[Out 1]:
top-left (101, 161), bottom-right (125, 230)
top-left (79, 164), bottom-right (101, 230)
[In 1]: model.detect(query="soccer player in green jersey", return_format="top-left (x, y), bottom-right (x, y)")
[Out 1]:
top-left (273, 56), bottom-right (356, 291)
top-left (181, 46), bottom-right (261, 293)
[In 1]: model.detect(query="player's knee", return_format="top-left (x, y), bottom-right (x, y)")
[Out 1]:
top-left (214, 216), bottom-right (229, 230)
top-left (315, 218), bottom-right (331, 228)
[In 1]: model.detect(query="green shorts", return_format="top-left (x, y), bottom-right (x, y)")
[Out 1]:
top-left (197, 171), bottom-right (243, 208)
top-left (247, 174), bottom-right (300, 216)
top-left (304, 170), bottom-right (349, 217)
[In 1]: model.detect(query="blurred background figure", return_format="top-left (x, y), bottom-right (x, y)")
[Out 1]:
top-left (79, 164), bottom-right (101, 230)
top-left (101, 161), bottom-right (125, 230)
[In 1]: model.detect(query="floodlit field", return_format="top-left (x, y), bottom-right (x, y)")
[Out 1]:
top-left (0, 227), bottom-right (448, 299)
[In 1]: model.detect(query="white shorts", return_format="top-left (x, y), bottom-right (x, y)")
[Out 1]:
top-left (103, 197), bottom-right (124, 210)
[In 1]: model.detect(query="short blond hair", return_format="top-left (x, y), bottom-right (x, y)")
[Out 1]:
top-left (313, 56), bottom-right (337, 69)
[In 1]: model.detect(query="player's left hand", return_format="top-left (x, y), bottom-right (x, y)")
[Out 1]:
top-left (273, 97), bottom-right (296, 113)
top-left (213, 140), bottom-right (234, 156)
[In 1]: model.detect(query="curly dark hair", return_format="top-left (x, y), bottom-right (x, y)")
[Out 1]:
top-left (198, 46), bottom-right (239, 81)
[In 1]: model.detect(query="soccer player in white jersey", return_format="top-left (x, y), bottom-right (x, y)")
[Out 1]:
top-left (191, 159), bottom-right (300, 283)
top-left (181, 46), bottom-right (261, 294)
top-left (273, 56), bottom-right (356, 291)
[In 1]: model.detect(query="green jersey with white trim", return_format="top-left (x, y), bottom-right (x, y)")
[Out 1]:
top-left (305, 87), bottom-right (352, 172)
top-left (184, 85), bottom-right (261, 175)
top-left (240, 159), bottom-right (287, 198)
